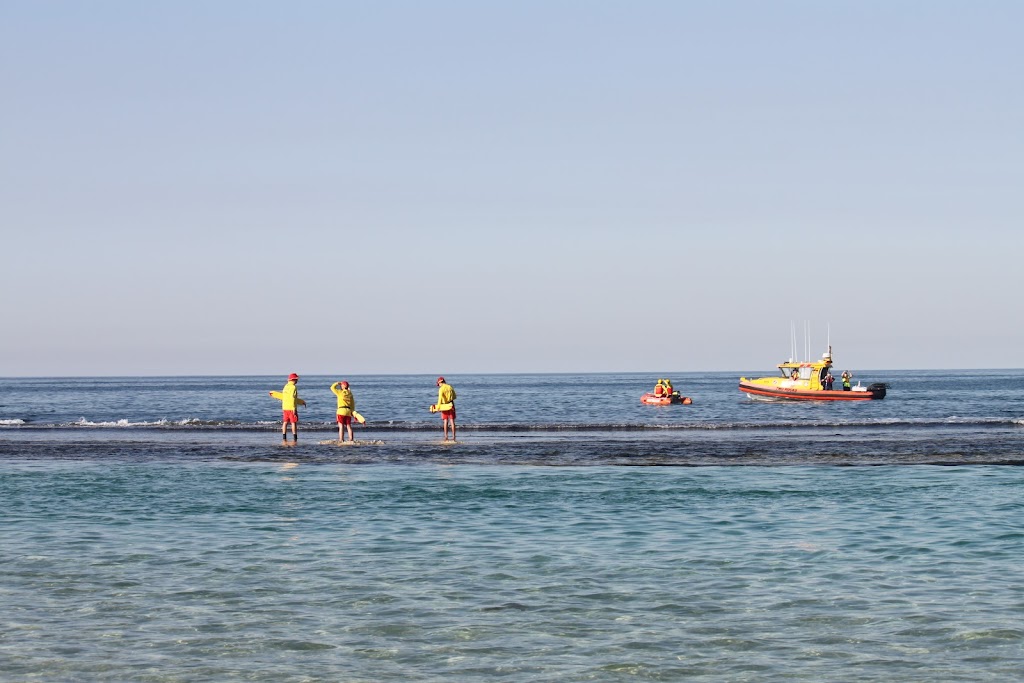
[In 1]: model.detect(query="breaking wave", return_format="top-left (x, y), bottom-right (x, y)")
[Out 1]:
top-left (2, 416), bottom-right (1022, 432)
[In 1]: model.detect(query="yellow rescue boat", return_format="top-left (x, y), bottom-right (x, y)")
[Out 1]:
top-left (739, 347), bottom-right (887, 401)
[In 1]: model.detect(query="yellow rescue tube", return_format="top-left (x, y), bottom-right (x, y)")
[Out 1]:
top-left (268, 391), bottom-right (306, 406)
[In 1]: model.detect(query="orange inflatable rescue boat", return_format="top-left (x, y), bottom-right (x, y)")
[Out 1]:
top-left (641, 378), bottom-right (692, 405)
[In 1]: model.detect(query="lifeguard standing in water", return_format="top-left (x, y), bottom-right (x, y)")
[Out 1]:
top-left (431, 376), bottom-right (457, 442)
top-left (330, 380), bottom-right (356, 442)
top-left (269, 373), bottom-right (306, 442)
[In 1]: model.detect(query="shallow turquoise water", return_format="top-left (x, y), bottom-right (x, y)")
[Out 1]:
top-left (3, 462), bottom-right (1023, 681)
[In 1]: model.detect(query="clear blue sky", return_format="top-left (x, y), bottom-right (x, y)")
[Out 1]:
top-left (2, 1), bottom-right (1021, 376)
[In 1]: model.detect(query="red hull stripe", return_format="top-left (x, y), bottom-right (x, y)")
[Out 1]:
top-left (738, 384), bottom-right (878, 401)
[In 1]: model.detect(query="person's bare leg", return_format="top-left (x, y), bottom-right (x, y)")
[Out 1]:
top-left (346, 424), bottom-right (354, 442)
top-left (338, 422), bottom-right (344, 441)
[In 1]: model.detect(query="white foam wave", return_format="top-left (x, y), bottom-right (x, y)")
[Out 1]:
top-left (60, 417), bottom-right (254, 428)
top-left (73, 417), bottom-right (172, 428)
top-left (942, 416), bottom-right (1014, 425)
top-left (0, 418), bottom-right (26, 425)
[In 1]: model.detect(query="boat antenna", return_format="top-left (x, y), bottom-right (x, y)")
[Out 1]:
top-left (790, 321), bottom-right (796, 363)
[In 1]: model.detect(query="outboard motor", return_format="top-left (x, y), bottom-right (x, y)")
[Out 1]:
top-left (867, 382), bottom-right (889, 399)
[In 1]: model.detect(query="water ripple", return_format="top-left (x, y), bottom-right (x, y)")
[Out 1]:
top-left (2, 464), bottom-right (1024, 681)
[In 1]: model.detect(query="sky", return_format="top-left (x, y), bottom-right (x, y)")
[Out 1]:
top-left (1, 1), bottom-right (1021, 376)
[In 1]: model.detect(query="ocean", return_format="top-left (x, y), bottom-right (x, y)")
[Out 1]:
top-left (2, 371), bottom-right (1023, 680)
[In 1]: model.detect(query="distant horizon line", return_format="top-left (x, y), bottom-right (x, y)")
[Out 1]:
top-left (2, 368), bottom-right (1022, 380)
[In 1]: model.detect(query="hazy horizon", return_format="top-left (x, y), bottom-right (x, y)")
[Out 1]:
top-left (3, 366), bottom-right (1020, 380)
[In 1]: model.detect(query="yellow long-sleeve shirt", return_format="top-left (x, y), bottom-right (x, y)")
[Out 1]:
top-left (270, 381), bottom-right (306, 411)
top-left (331, 383), bottom-right (355, 416)
top-left (436, 383), bottom-right (456, 411)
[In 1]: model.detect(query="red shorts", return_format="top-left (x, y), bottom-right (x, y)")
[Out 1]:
top-left (337, 414), bottom-right (352, 426)
top-left (282, 410), bottom-right (298, 424)
top-left (440, 408), bottom-right (456, 420)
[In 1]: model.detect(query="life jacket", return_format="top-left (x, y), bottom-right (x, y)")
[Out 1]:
top-left (654, 383), bottom-right (665, 397)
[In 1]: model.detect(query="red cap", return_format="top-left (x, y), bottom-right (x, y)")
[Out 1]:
top-left (436, 376), bottom-right (445, 384)
top-left (340, 381), bottom-right (349, 388)
top-left (288, 373), bottom-right (299, 381)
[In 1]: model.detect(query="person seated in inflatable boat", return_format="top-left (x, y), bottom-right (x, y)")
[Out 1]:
top-left (653, 379), bottom-right (667, 397)
top-left (653, 378), bottom-right (679, 400)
